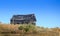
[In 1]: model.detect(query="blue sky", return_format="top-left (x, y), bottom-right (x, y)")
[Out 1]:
top-left (0, 0), bottom-right (60, 28)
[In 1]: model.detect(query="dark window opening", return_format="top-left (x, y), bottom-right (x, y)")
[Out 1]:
top-left (17, 23), bottom-right (20, 24)
top-left (25, 22), bottom-right (28, 24)
top-left (21, 22), bottom-right (24, 24)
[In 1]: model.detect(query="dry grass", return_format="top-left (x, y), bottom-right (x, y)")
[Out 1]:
top-left (0, 24), bottom-right (59, 36)
top-left (0, 24), bottom-right (19, 30)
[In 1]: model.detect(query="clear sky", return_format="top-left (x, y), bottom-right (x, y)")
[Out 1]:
top-left (0, 0), bottom-right (60, 28)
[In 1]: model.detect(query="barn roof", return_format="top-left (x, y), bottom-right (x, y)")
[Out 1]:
top-left (11, 14), bottom-right (36, 21)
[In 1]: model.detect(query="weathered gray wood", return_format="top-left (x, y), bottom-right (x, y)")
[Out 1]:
top-left (10, 14), bottom-right (36, 25)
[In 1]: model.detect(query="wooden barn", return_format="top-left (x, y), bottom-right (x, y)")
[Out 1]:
top-left (10, 14), bottom-right (36, 25)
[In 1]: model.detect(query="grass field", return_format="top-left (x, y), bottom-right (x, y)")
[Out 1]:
top-left (0, 24), bottom-right (60, 36)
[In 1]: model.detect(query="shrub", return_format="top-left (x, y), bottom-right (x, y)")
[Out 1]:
top-left (18, 24), bottom-right (36, 33)
top-left (18, 26), bottom-right (24, 30)
top-left (24, 26), bottom-right (29, 32)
